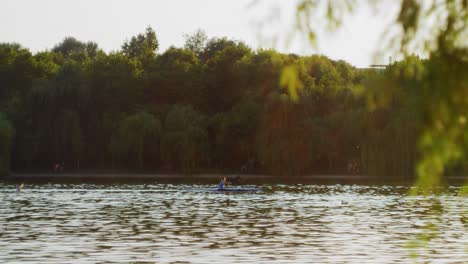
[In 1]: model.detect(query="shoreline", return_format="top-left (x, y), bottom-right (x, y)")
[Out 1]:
top-left (7, 173), bottom-right (370, 180)
top-left (4, 173), bottom-right (467, 185)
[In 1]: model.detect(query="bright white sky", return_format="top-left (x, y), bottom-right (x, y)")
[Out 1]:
top-left (0, 0), bottom-right (399, 67)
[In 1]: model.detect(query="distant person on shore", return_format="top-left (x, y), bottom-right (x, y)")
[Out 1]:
top-left (218, 177), bottom-right (231, 190)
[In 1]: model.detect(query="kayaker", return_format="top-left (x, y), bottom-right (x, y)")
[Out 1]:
top-left (218, 177), bottom-right (231, 190)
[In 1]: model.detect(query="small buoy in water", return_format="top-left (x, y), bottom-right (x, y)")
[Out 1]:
top-left (16, 182), bottom-right (24, 192)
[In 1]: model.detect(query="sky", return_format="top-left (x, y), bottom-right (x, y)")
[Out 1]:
top-left (0, 0), bottom-right (399, 67)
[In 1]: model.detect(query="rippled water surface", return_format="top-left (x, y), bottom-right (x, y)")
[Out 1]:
top-left (0, 183), bottom-right (467, 263)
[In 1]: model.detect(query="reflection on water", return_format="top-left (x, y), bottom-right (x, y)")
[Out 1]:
top-left (0, 184), bottom-right (466, 263)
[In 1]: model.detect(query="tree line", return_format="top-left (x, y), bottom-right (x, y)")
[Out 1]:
top-left (0, 27), bottom-right (463, 179)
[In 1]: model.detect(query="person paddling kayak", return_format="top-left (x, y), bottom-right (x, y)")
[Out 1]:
top-left (218, 177), bottom-right (231, 190)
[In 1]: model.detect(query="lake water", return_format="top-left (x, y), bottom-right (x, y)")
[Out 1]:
top-left (0, 183), bottom-right (466, 263)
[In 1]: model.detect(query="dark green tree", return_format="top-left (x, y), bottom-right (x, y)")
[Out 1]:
top-left (161, 105), bottom-right (208, 172)
top-left (53, 37), bottom-right (99, 59)
top-left (201, 38), bottom-right (252, 113)
top-left (122, 26), bottom-right (159, 62)
top-left (145, 47), bottom-right (202, 106)
top-left (110, 112), bottom-right (161, 170)
top-left (0, 113), bottom-right (13, 176)
top-left (183, 29), bottom-right (208, 58)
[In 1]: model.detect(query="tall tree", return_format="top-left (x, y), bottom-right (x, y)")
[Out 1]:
top-left (201, 38), bottom-right (252, 113)
top-left (145, 47), bottom-right (202, 106)
top-left (110, 112), bottom-right (161, 170)
top-left (53, 37), bottom-right (99, 59)
top-left (122, 26), bottom-right (159, 63)
top-left (161, 105), bottom-right (208, 172)
top-left (0, 113), bottom-right (13, 176)
top-left (183, 29), bottom-right (208, 58)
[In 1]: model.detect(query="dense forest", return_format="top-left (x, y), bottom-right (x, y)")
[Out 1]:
top-left (0, 27), bottom-right (463, 180)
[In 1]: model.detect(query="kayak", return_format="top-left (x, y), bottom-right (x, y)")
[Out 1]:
top-left (217, 187), bottom-right (262, 192)
top-left (182, 187), bottom-right (263, 192)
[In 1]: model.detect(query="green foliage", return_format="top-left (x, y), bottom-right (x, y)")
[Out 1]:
top-left (110, 112), bottom-right (161, 170)
top-left (57, 110), bottom-right (84, 169)
top-left (281, 0), bottom-right (468, 190)
top-left (257, 92), bottom-right (312, 175)
top-left (53, 37), bottom-right (99, 59)
top-left (201, 38), bottom-right (252, 113)
top-left (0, 114), bottom-right (13, 176)
top-left (122, 26), bottom-right (159, 62)
top-left (0, 43), bottom-right (36, 116)
top-left (145, 47), bottom-right (201, 106)
top-left (183, 29), bottom-right (208, 58)
top-left (33, 51), bottom-right (60, 78)
top-left (280, 65), bottom-right (303, 101)
top-left (212, 96), bottom-right (260, 170)
top-left (412, 51), bottom-right (468, 194)
top-left (0, 30), bottom-right (419, 176)
top-left (0, 23), bottom-right (465, 180)
top-left (161, 105), bottom-right (208, 172)
top-left (293, 0), bottom-right (356, 48)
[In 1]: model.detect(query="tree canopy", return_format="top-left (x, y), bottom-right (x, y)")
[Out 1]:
top-left (0, 23), bottom-right (465, 183)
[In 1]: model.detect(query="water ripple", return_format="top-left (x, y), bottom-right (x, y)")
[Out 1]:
top-left (0, 183), bottom-right (466, 263)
